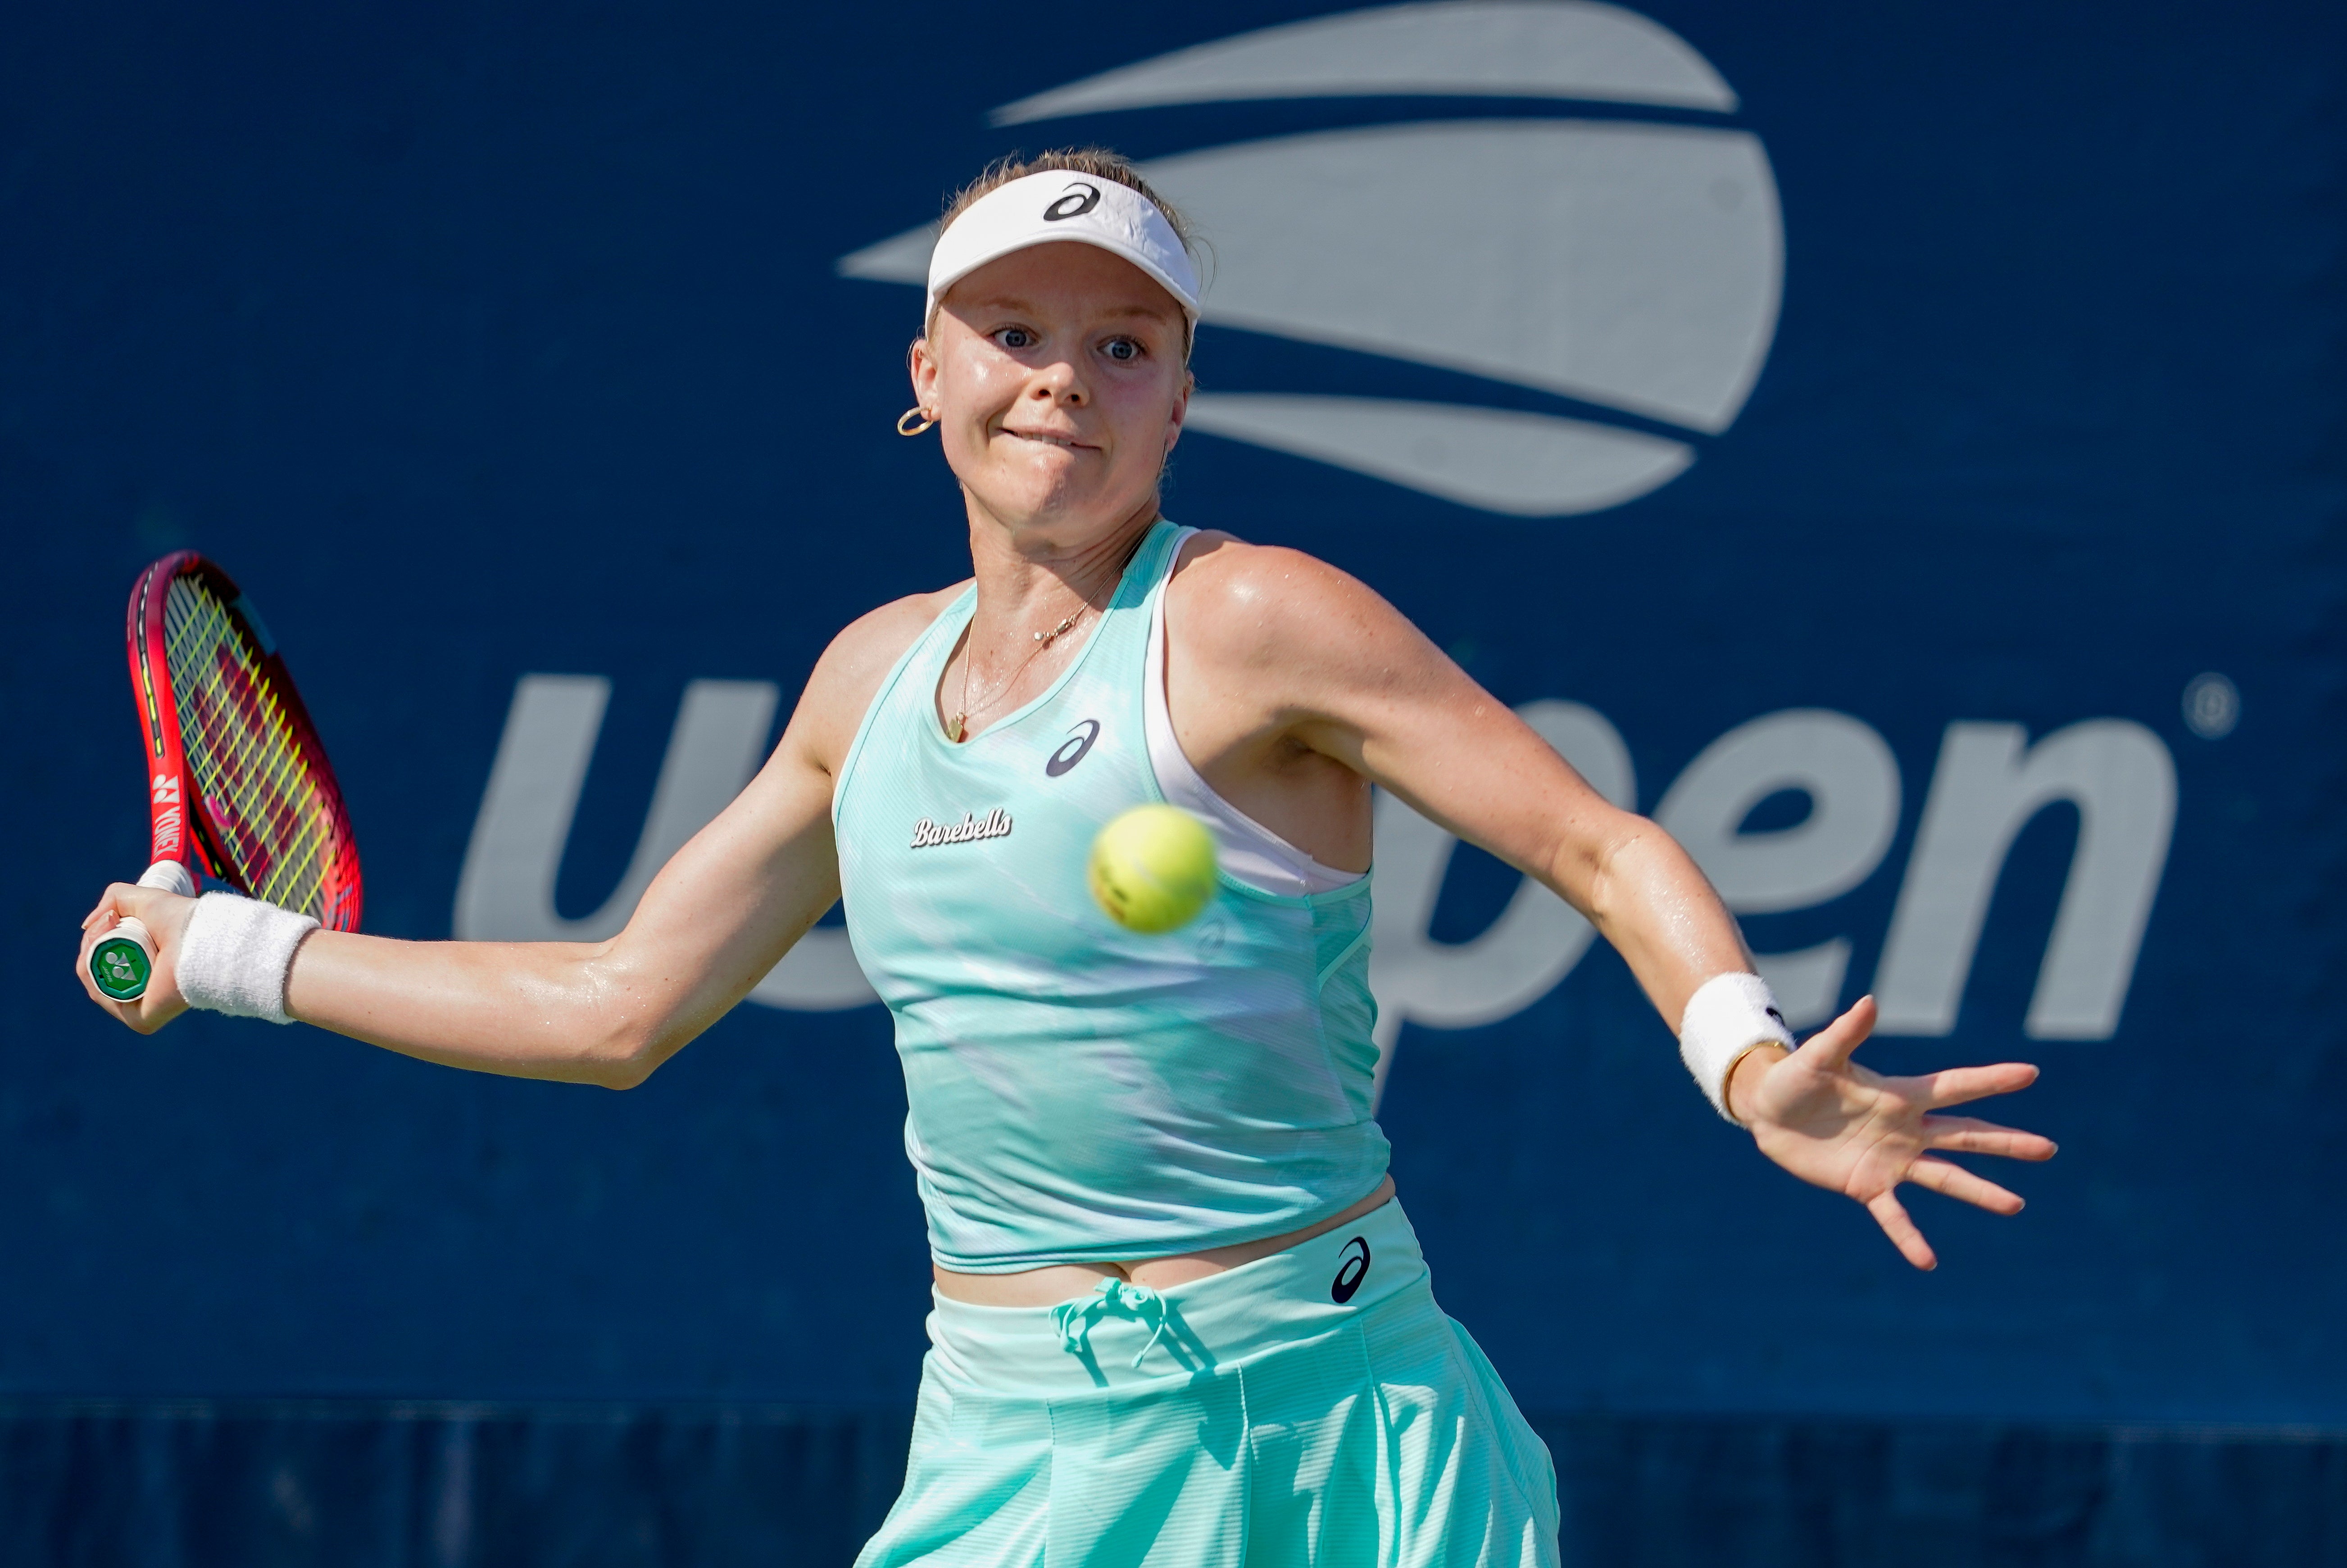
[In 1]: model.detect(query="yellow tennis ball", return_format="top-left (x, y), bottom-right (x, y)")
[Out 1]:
top-left (1088, 805), bottom-right (1218, 934)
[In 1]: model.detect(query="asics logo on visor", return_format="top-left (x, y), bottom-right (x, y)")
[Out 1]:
top-left (1045, 719), bottom-right (1101, 777)
top-left (1042, 182), bottom-right (1102, 221)
top-left (1330, 1236), bottom-right (1371, 1304)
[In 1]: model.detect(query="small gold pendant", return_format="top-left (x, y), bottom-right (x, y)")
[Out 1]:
top-left (945, 712), bottom-right (967, 742)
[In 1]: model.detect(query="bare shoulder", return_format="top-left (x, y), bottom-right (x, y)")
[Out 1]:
top-left (786, 581), bottom-right (968, 774)
top-left (1165, 533), bottom-right (1426, 675)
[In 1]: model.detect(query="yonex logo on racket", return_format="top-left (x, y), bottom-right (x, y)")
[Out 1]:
top-left (152, 775), bottom-right (184, 855)
top-left (1331, 1236), bottom-right (1371, 1303)
top-left (1042, 182), bottom-right (1101, 221)
top-left (1045, 720), bottom-right (1101, 777)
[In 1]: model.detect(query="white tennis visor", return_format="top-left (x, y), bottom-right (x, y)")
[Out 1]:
top-left (925, 170), bottom-right (1200, 324)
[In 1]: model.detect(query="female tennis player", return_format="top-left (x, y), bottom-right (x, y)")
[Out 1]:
top-left (79, 151), bottom-right (2054, 1566)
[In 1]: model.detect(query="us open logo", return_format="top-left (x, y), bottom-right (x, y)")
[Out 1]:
top-left (458, 3), bottom-right (2178, 1086)
top-left (840, 0), bottom-right (1781, 519)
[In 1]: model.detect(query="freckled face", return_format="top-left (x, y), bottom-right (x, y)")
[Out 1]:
top-left (912, 243), bottom-right (1191, 541)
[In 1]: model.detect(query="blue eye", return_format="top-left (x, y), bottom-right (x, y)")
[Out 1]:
top-left (998, 328), bottom-right (1035, 350)
top-left (1104, 339), bottom-right (1139, 362)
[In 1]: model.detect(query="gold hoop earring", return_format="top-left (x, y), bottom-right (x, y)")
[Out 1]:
top-left (896, 407), bottom-right (936, 437)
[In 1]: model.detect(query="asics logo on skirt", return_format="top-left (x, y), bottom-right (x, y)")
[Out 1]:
top-left (1331, 1236), bottom-right (1372, 1303)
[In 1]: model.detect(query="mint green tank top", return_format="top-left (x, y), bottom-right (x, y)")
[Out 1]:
top-left (832, 521), bottom-right (1389, 1273)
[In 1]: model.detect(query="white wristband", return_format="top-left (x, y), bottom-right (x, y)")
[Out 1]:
top-left (1678, 972), bottom-right (1795, 1124)
top-left (176, 893), bottom-right (318, 1025)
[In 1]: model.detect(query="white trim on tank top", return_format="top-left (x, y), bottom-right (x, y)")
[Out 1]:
top-left (1146, 529), bottom-right (1366, 898)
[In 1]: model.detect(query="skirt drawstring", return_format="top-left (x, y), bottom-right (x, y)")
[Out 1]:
top-left (1051, 1278), bottom-right (1171, 1369)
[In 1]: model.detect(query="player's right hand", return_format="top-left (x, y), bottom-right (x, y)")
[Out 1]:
top-left (75, 884), bottom-right (196, 1032)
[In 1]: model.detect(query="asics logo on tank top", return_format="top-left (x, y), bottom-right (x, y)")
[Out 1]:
top-left (1331, 1235), bottom-right (1372, 1303)
top-left (909, 809), bottom-right (1013, 849)
top-left (1045, 719), bottom-right (1102, 777)
top-left (1041, 182), bottom-right (1102, 221)
top-left (837, 3), bottom-right (1782, 519)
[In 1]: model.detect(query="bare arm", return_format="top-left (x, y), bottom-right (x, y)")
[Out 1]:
top-left (278, 727), bottom-right (844, 1087)
top-left (75, 589), bottom-right (955, 1088)
top-left (1166, 538), bottom-right (1748, 1028)
top-left (1168, 540), bottom-right (2055, 1268)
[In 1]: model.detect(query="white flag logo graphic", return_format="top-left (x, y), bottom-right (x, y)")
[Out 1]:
top-left (840, 1), bottom-right (1783, 517)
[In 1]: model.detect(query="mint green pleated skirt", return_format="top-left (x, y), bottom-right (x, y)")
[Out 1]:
top-left (855, 1201), bottom-right (1560, 1567)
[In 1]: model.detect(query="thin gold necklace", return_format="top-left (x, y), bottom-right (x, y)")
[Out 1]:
top-left (946, 604), bottom-right (1088, 742)
top-left (945, 526), bottom-right (1152, 742)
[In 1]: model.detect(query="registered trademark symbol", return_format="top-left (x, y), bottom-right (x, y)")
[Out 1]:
top-left (2183, 672), bottom-right (2238, 739)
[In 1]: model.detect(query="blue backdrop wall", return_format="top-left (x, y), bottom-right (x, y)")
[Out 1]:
top-left (3, 0), bottom-right (2343, 1559)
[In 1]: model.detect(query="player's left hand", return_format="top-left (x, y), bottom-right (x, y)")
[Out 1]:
top-left (1731, 996), bottom-right (2056, 1270)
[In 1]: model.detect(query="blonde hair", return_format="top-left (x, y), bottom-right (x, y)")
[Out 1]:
top-left (924, 148), bottom-right (1200, 361)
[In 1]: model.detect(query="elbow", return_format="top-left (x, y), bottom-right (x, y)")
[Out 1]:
top-left (595, 1055), bottom-right (656, 1092)
top-left (567, 954), bottom-right (704, 1090)
top-left (1570, 812), bottom-right (1666, 927)
top-left (566, 956), bottom-right (682, 1089)
top-left (583, 1019), bottom-right (671, 1091)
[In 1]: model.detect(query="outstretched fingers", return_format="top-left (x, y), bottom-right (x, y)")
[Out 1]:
top-left (1916, 1062), bottom-right (2040, 1111)
top-left (1866, 1190), bottom-right (1937, 1271)
top-left (1905, 1156), bottom-right (2025, 1216)
top-left (1921, 1115), bottom-right (2057, 1162)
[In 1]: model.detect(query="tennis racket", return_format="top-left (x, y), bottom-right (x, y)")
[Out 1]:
top-left (86, 552), bottom-right (362, 1002)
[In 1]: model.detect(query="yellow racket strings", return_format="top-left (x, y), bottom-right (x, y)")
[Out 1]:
top-left (162, 576), bottom-right (338, 918)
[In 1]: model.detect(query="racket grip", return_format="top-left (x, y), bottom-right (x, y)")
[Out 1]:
top-left (87, 862), bottom-right (195, 1002)
top-left (138, 860), bottom-right (196, 897)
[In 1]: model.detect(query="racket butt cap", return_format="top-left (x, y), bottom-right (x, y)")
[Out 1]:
top-left (90, 918), bottom-right (156, 1002)
top-left (91, 864), bottom-right (191, 1001)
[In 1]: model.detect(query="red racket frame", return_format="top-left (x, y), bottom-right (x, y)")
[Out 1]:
top-left (125, 552), bottom-right (363, 931)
